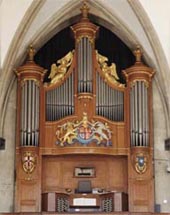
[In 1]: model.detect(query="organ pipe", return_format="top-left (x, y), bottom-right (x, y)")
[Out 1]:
top-left (96, 72), bottom-right (124, 121)
top-left (45, 73), bottom-right (74, 121)
top-left (130, 80), bottom-right (150, 147)
top-left (20, 80), bottom-right (40, 146)
top-left (35, 83), bottom-right (40, 146)
top-left (77, 37), bottom-right (93, 93)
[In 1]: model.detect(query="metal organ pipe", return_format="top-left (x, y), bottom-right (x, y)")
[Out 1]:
top-left (46, 72), bottom-right (74, 121)
top-left (35, 83), bottom-right (40, 146)
top-left (138, 81), bottom-right (142, 146)
top-left (83, 38), bottom-right (86, 92)
top-left (23, 81), bottom-right (27, 146)
top-left (141, 82), bottom-right (145, 146)
top-left (130, 81), bottom-right (149, 147)
top-left (21, 82), bottom-right (25, 146)
top-left (77, 37), bottom-right (93, 93)
top-left (27, 81), bottom-right (32, 146)
top-left (145, 84), bottom-right (149, 146)
top-left (20, 80), bottom-right (40, 146)
top-left (96, 72), bottom-right (124, 121)
top-left (134, 82), bottom-right (138, 146)
top-left (78, 39), bottom-right (82, 92)
top-left (130, 84), bottom-right (135, 146)
top-left (116, 90), bottom-right (118, 121)
top-left (31, 81), bottom-right (35, 146)
top-left (80, 40), bottom-right (83, 92)
top-left (88, 38), bottom-right (92, 92)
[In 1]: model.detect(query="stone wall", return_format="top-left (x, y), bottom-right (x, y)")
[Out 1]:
top-left (0, 81), bottom-right (17, 212)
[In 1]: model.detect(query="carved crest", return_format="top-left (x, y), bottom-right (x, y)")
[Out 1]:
top-left (133, 152), bottom-right (148, 174)
top-left (56, 113), bottom-right (112, 146)
top-left (21, 151), bottom-right (37, 179)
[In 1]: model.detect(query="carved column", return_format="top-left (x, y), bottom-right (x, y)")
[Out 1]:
top-left (15, 46), bottom-right (46, 212)
top-left (124, 47), bottom-right (155, 212)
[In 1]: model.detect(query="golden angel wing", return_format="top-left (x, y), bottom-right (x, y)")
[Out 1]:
top-left (109, 63), bottom-right (119, 80)
top-left (96, 50), bottom-right (108, 64)
top-left (48, 63), bottom-right (58, 79)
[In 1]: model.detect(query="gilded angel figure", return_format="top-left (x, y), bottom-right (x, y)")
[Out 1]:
top-left (48, 50), bottom-right (74, 84)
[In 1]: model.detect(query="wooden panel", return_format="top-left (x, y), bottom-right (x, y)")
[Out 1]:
top-left (42, 158), bottom-right (61, 191)
top-left (19, 180), bottom-right (39, 212)
top-left (129, 179), bottom-right (153, 212)
top-left (108, 158), bottom-right (128, 192)
top-left (117, 125), bottom-right (126, 148)
top-left (42, 155), bottom-right (128, 194)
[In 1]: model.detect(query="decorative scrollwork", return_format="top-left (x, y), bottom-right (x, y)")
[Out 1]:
top-left (56, 112), bottom-right (112, 146)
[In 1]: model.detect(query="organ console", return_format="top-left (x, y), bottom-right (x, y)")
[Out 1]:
top-left (42, 191), bottom-right (128, 213)
top-left (15, 1), bottom-right (155, 213)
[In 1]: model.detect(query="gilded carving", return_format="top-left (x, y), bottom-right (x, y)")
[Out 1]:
top-left (133, 152), bottom-right (148, 174)
top-left (48, 50), bottom-right (74, 84)
top-left (21, 151), bottom-right (37, 179)
top-left (56, 112), bottom-right (112, 146)
top-left (130, 80), bottom-right (149, 88)
top-left (96, 50), bottom-right (124, 87)
top-left (21, 78), bottom-right (40, 87)
top-left (76, 35), bottom-right (94, 45)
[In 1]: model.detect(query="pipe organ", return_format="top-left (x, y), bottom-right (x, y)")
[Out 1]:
top-left (15, 1), bottom-right (155, 214)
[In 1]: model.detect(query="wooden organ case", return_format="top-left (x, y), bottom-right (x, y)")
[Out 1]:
top-left (15, 1), bottom-right (155, 213)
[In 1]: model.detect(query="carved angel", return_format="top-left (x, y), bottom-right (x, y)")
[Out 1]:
top-left (103, 62), bottom-right (119, 82)
top-left (96, 50), bottom-right (108, 64)
top-left (96, 50), bottom-right (121, 85)
top-left (48, 63), bottom-right (58, 79)
top-left (48, 50), bottom-right (74, 84)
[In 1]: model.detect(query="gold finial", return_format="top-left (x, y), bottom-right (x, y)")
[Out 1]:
top-left (80, 0), bottom-right (89, 20)
top-left (133, 46), bottom-right (142, 63)
top-left (27, 45), bottom-right (35, 62)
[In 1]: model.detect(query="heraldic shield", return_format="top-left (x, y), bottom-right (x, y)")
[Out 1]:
top-left (21, 151), bottom-right (37, 179)
top-left (133, 152), bottom-right (148, 174)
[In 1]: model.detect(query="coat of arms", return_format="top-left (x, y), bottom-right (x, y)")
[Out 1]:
top-left (56, 112), bottom-right (112, 146)
top-left (134, 152), bottom-right (148, 174)
top-left (21, 151), bottom-right (37, 179)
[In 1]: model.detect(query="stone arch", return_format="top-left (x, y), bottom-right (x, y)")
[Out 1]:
top-left (0, 0), bottom-right (169, 137)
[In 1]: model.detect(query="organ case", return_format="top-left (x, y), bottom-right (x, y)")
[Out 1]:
top-left (15, 1), bottom-right (155, 213)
